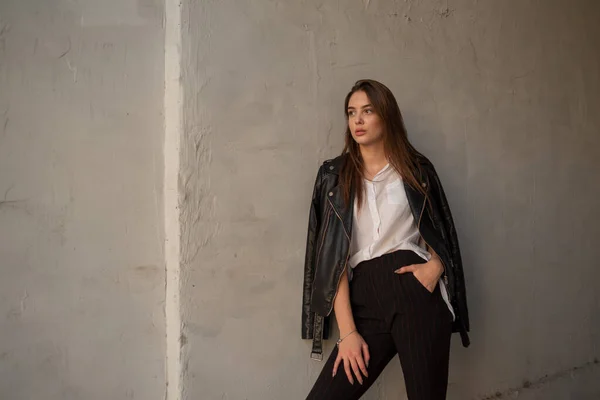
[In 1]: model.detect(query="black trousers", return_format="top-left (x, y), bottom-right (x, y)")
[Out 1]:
top-left (306, 250), bottom-right (453, 400)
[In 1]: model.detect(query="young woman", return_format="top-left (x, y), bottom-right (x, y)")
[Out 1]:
top-left (302, 79), bottom-right (470, 399)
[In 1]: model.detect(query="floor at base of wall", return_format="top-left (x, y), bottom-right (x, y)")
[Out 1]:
top-left (472, 362), bottom-right (600, 400)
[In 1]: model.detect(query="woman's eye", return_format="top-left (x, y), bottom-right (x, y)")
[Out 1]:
top-left (365, 109), bottom-right (373, 114)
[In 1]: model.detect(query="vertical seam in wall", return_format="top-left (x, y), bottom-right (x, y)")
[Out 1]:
top-left (164, 0), bottom-right (182, 399)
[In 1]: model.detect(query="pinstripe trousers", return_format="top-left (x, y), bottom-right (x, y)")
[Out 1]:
top-left (306, 250), bottom-right (453, 400)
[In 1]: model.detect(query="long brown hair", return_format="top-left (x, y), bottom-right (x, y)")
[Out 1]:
top-left (341, 79), bottom-right (426, 209)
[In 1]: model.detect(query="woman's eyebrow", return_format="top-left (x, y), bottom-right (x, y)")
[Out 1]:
top-left (347, 104), bottom-right (373, 110)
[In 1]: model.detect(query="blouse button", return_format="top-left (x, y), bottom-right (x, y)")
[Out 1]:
top-left (329, 192), bottom-right (333, 197)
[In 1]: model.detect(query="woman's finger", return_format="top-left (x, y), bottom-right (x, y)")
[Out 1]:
top-left (343, 358), bottom-right (354, 385)
top-left (332, 353), bottom-right (342, 377)
top-left (349, 357), bottom-right (364, 385)
top-left (355, 354), bottom-right (369, 378)
top-left (394, 264), bottom-right (416, 274)
top-left (362, 342), bottom-right (370, 368)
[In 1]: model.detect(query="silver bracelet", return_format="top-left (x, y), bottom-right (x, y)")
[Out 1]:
top-left (336, 329), bottom-right (357, 347)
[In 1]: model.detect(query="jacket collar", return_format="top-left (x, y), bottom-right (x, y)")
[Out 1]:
top-left (323, 154), bottom-right (346, 176)
top-left (324, 153), bottom-right (429, 235)
top-left (322, 154), bottom-right (353, 236)
top-left (325, 153), bottom-right (430, 176)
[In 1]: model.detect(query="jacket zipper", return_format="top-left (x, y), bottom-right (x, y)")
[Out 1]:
top-left (417, 188), bottom-right (450, 291)
top-left (314, 206), bottom-right (333, 273)
top-left (326, 197), bottom-right (351, 317)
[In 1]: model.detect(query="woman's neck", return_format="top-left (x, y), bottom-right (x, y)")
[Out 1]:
top-left (360, 143), bottom-right (388, 180)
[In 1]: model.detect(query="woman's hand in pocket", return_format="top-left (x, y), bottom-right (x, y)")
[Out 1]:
top-left (394, 256), bottom-right (444, 293)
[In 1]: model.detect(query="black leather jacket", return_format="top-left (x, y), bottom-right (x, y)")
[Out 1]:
top-left (302, 153), bottom-right (470, 359)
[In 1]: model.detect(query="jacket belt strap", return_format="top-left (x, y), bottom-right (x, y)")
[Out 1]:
top-left (310, 314), bottom-right (324, 361)
top-left (459, 327), bottom-right (471, 347)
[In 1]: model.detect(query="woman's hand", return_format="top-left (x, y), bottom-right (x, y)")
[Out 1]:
top-left (394, 256), bottom-right (444, 293)
top-left (332, 331), bottom-right (370, 385)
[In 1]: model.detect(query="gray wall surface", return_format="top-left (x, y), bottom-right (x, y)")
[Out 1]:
top-left (180, 0), bottom-right (600, 399)
top-left (0, 1), bottom-right (166, 399)
top-left (2, 0), bottom-right (599, 399)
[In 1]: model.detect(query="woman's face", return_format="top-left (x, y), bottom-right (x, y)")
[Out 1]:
top-left (347, 90), bottom-right (385, 148)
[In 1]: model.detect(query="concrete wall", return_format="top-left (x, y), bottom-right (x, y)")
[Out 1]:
top-left (0, 1), bottom-right (166, 399)
top-left (2, 0), bottom-right (599, 399)
top-left (180, 0), bottom-right (600, 399)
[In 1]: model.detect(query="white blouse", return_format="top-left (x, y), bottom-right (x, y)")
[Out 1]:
top-left (349, 163), bottom-right (455, 319)
top-left (349, 163), bottom-right (430, 268)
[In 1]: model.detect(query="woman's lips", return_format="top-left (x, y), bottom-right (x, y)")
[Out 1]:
top-left (355, 129), bottom-right (366, 136)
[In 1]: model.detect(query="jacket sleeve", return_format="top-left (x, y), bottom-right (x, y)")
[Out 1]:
top-left (428, 164), bottom-right (470, 332)
top-left (301, 166), bottom-right (323, 339)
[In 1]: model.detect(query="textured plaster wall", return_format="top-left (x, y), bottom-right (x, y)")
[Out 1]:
top-left (0, 1), bottom-right (166, 399)
top-left (180, 0), bottom-right (600, 399)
